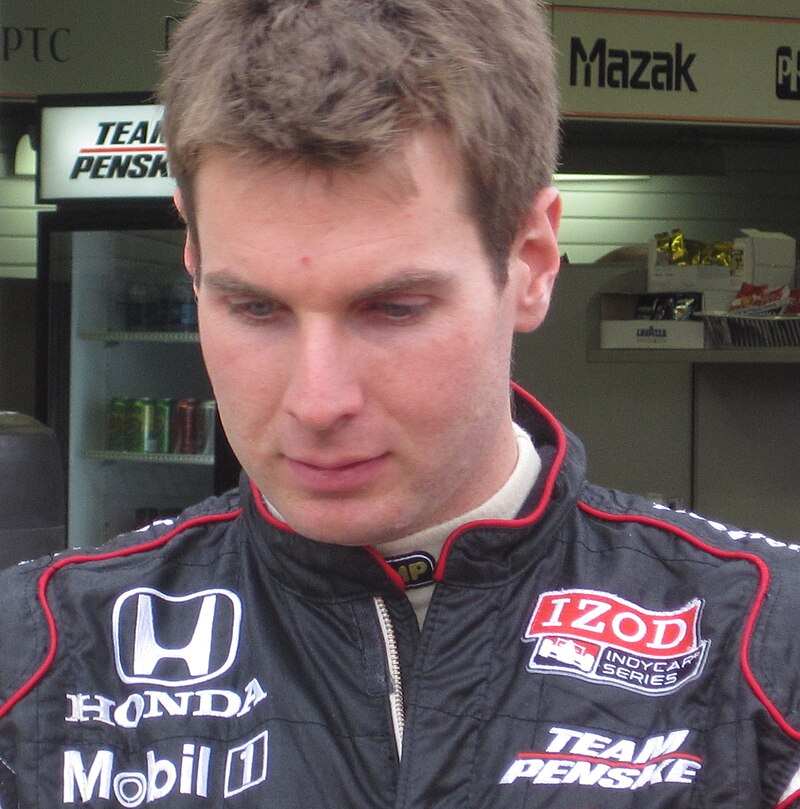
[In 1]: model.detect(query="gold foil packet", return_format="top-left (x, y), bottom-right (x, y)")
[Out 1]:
top-left (653, 230), bottom-right (733, 268)
top-left (669, 229), bottom-right (688, 265)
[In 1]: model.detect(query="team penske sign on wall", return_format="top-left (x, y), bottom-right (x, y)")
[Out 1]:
top-left (523, 589), bottom-right (709, 695)
top-left (39, 104), bottom-right (175, 201)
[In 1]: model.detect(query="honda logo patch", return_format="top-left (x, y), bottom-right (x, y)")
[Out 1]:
top-left (113, 588), bottom-right (242, 686)
top-left (522, 589), bottom-right (709, 695)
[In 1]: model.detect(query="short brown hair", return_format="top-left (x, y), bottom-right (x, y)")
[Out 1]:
top-left (159, 0), bottom-right (559, 282)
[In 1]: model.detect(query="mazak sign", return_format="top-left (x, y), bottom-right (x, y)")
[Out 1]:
top-left (38, 103), bottom-right (175, 201)
top-left (569, 38), bottom-right (697, 93)
top-left (550, 5), bottom-right (800, 127)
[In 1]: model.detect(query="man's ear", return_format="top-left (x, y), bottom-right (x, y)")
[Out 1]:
top-left (510, 186), bottom-right (562, 333)
top-left (174, 189), bottom-right (199, 284)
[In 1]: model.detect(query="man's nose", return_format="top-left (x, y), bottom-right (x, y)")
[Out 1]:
top-left (282, 322), bottom-right (365, 431)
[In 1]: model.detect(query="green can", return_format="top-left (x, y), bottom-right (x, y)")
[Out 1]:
top-left (107, 397), bottom-right (130, 451)
top-left (130, 398), bottom-right (157, 453)
top-left (154, 398), bottom-right (173, 454)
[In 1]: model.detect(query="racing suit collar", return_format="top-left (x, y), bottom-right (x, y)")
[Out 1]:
top-left (239, 385), bottom-right (587, 599)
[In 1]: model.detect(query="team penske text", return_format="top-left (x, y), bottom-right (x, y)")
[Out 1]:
top-left (70, 153), bottom-right (169, 180)
top-left (499, 726), bottom-right (703, 791)
top-left (68, 118), bottom-right (170, 181)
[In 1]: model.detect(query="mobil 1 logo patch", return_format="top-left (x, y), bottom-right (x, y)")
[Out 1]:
top-left (522, 589), bottom-right (709, 695)
top-left (113, 587), bottom-right (242, 687)
top-left (63, 730), bottom-right (270, 805)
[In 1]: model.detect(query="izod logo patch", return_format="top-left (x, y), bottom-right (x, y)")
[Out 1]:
top-left (522, 589), bottom-right (709, 695)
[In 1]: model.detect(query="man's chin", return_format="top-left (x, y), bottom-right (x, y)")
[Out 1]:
top-left (258, 481), bottom-right (421, 546)
top-left (277, 505), bottom-right (409, 548)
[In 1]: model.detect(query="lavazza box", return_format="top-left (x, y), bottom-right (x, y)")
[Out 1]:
top-left (599, 294), bottom-right (706, 350)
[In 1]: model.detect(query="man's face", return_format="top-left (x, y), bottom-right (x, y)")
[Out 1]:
top-left (182, 132), bottom-right (560, 546)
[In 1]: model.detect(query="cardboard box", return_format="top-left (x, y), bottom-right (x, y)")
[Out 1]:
top-left (647, 229), bottom-right (796, 293)
top-left (732, 229), bottom-right (796, 289)
top-left (599, 294), bottom-right (706, 349)
top-left (647, 259), bottom-right (743, 293)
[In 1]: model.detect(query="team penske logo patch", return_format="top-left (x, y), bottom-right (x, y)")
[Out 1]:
top-left (522, 589), bottom-right (709, 695)
top-left (499, 726), bottom-right (703, 790)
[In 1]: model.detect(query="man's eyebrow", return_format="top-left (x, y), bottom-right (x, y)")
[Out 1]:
top-left (200, 268), bottom-right (455, 300)
top-left (351, 270), bottom-right (456, 301)
top-left (201, 272), bottom-right (271, 297)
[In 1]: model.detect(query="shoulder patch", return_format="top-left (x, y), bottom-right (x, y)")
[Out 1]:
top-left (523, 589), bottom-right (709, 696)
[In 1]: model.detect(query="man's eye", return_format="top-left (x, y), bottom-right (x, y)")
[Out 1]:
top-left (231, 300), bottom-right (278, 320)
top-left (368, 299), bottom-right (428, 321)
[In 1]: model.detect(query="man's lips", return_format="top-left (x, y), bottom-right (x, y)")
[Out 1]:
top-left (283, 453), bottom-right (389, 492)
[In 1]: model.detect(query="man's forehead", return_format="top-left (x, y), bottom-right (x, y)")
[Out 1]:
top-left (193, 131), bottom-right (467, 214)
top-left (187, 132), bottom-right (487, 292)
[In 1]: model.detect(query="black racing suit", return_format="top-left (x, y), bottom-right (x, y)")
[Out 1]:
top-left (1, 385), bottom-right (800, 808)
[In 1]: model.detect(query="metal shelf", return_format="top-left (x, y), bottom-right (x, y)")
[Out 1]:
top-left (588, 347), bottom-right (800, 364)
top-left (84, 450), bottom-right (213, 466)
top-left (80, 330), bottom-right (200, 344)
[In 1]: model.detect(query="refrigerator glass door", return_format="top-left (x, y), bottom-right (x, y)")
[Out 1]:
top-left (62, 228), bottom-right (214, 548)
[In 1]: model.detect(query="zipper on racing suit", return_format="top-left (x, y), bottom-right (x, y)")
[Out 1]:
top-left (374, 596), bottom-right (405, 760)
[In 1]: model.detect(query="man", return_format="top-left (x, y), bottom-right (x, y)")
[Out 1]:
top-left (1, 0), bottom-right (800, 806)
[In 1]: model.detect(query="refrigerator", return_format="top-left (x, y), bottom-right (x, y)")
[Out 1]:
top-left (35, 96), bottom-right (239, 550)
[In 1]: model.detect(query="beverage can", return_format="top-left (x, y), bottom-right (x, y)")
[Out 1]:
top-left (200, 399), bottom-right (217, 456)
top-left (130, 398), bottom-right (157, 453)
top-left (173, 398), bottom-right (199, 454)
top-left (107, 397), bottom-right (130, 451)
top-left (154, 398), bottom-right (173, 454)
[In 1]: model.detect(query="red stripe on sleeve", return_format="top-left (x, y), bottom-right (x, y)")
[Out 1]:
top-left (578, 500), bottom-right (800, 742)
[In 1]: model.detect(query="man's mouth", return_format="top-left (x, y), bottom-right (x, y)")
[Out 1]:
top-left (283, 453), bottom-right (389, 493)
